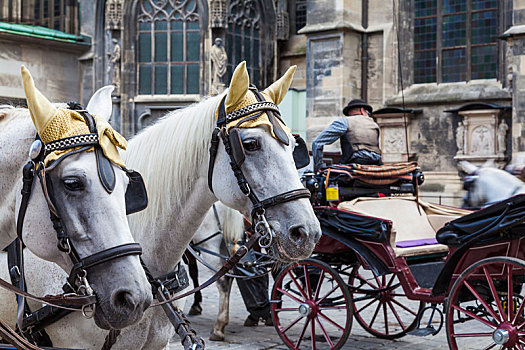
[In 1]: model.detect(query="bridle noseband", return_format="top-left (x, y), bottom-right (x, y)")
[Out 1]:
top-left (208, 88), bottom-right (311, 248)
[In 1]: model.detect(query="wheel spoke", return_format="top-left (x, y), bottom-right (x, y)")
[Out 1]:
top-left (368, 299), bottom-right (382, 329)
top-left (316, 284), bottom-right (340, 306)
top-left (452, 332), bottom-right (494, 338)
top-left (319, 305), bottom-right (347, 311)
top-left (357, 298), bottom-right (379, 314)
top-left (275, 307), bottom-right (301, 312)
top-left (463, 279), bottom-right (502, 323)
top-left (314, 269), bottom-right (326, 301)
top-left (289, 269), bottom-right (308, 300)
top-left (304, 265), bottom-right (313, 300)
top-left (390, 298), bottom-right (419, 316)
top-left (386, 274), bottom-right (396, 289)
top-left (281, 316), bottom-right (303, 334)
top-left (507, 264), bottom-right (514, 322)
top-left (383, 301), bottom-right (389, 335)
top-left (386, 300), bottom-right (407, 331)
top-left (482, 342), bottom-right (498, 350)
top-left (277, 287), bottom-right (305, 305)
top-left (512, 298), bottom-right (525, 325)
top-left (355, 272), bottom-right (379, 289)
top-left (318, 310), bottom-right (346, 331)
top-left (311, 315), bottom-right (316, 350)
top-left (295, 317), bottom-right (310, 349)
top-left (452, 303), bottom-right (498, 329)
top-left (315, 316), bottom-right (335, 348)
top-left (483, 266), bottom-right (506, 321)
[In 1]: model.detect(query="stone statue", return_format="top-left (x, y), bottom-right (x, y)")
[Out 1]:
top-left (456, 121), bottom-right (464, 155)
top-left (109, 38), bottom-right (121, 94)
top-left (497, 120), bottom-right (508, 155)
top-left (210, 38), bottom-right (227, 94)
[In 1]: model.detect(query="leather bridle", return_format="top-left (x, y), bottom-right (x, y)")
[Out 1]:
top-left (208, 87), bottom-right (311, 249)
top-left (16, 104), bottom-right (144, 315)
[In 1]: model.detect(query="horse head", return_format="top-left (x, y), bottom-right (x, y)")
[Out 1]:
top-left (210, 62), bottom-right (321, 262)
top-left (18, 67), bottom-right (152, 329)
top-left (459, 160), bottom-right (525, 209)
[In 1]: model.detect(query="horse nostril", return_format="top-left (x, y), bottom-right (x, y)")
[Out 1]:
top-left (289, 225), bottom-right (307, 245)
top-left (112, 289), bottom-right (138, 311)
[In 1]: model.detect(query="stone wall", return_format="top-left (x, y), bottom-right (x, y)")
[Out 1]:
top-left (0, 37), bottom-right (87, 103)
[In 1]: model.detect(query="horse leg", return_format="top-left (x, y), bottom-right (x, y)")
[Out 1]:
top-left (209, 275), bottom-right (233, 341)
top-left (185, 251), bottom-right (202, 315)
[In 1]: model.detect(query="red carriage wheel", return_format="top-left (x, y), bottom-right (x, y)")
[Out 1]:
top-left (446, 257), bottom-right (525, 350)
top-left (348, 264), bottom-right (424, 339)
top-left (271, 259), bottom-right (352, 350)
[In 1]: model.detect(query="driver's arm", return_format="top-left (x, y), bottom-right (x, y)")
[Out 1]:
top-left (312, 117), bottom-right (348, 172)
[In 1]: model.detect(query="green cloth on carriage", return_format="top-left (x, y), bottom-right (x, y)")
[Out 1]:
top-left (338, 197), bottom-right (471, 257)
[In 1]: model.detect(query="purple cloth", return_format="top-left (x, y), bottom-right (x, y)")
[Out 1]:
top-left (396, 238), bottom-right (439, 248)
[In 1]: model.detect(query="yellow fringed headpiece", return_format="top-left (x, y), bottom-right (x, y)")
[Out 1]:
top-left (218, 62), bottom-right (296, 140)
top-left (21, 66), bottom-right (127, 167)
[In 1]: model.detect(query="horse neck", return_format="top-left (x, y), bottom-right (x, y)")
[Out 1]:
top-left (124, 96), bottom-right (221, 276)
top-left (0, 110), bottom-right (35, 248)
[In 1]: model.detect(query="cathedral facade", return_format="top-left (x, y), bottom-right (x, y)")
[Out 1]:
top-left (1, 0), bottom-right (525, 203)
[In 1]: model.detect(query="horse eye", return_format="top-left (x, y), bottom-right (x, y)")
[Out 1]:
top-left (63, 178), bottom-right (84, 191)
top-left (243, 139), bottom-right (260, 151)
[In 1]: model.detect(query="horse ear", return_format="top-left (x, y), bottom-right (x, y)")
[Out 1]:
top-left (459, 161), bottom-right (479, 174)
top-left (225, 61), bottom-right (249, 113)
top-left (86, 85), bottom-right (114, 122)
top-left (482, 159), bottom-right (496, 168)
top-left (262, 65), bottom-right (296, 105)
top-left (21, 65), bottom-right (58, 133)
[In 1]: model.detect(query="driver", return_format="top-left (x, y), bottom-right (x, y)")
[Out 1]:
top-left (312, 99), bottom-right (382, 171)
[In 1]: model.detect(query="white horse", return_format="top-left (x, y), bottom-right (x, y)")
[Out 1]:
top-left (0, 70), bottom-right (152, 332)
top-left (0, 62), bottom-right (321, 349)
top-left (188, 202), bottom-right (247, 341)
top-left (460, 160), bottom-right (525, 208)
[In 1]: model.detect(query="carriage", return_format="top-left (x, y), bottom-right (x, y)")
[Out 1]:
top-left (270, 162), bottom-right (525, 350)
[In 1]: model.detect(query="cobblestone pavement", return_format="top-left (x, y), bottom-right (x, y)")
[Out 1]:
top-left (168, 268), bottom-right (492, 350)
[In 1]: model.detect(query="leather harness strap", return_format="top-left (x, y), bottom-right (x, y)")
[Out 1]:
top-left (150, 232), bottom-right (260, 307)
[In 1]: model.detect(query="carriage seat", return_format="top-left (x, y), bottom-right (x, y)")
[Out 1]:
top-left (322, 162), bottom-right (422, 186)
top-left (338, 197), bottom-right (469, 257)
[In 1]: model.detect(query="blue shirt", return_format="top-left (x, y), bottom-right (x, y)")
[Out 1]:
top-left (312, 117), bottom-right (349, 171)
top-left (312, 116), bottom-right (381, 170)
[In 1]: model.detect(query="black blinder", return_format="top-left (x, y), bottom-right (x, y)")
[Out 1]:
top-left (125, 170), bottom-right (148, 215)
top-left (228, 128), bottom-right (246, 167)
top-left (95, 148), bottom-right (116, 193)
top-left (293, 134), bottom-right (310, 169)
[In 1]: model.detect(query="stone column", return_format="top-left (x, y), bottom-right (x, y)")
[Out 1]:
top-left (300, 0), bottom-right (363, 151)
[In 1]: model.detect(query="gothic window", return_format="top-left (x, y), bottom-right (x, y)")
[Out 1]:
top-left (0, 0), bottom-right (78, 34)
top-left (137, 0), bottom-right (200, 95)
top-left (295, 0), bottom-right (306, 33)
top-left (226, 0), bottom-right (261, 86)
top-left (414, 0), bottom-right (498, 84)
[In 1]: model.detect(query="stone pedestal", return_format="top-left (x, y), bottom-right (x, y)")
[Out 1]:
top-left (374, 110), bottom-right (417, 163)
top-left (453, 109), bottom-right (507, 168)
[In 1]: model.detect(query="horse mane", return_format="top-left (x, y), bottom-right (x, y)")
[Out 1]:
top-left (220, 204), bottom-right (245, 243)
top-left (0, 105), bottom-right (25, 125)
top-left (123, 94), bottom-right (224, 233)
